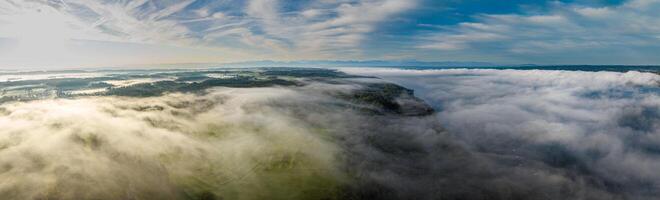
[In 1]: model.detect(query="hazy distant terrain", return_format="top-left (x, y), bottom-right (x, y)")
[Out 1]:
top-left (0, 67), bottom-right (658, 200)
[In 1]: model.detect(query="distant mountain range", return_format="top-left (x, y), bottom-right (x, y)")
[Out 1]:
top-left (218, 60), bottom-right (511, 68)
top-left (215, 61), bottom-right (660, 73)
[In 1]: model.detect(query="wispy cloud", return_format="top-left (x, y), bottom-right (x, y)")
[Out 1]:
top-left (3, 0), bottom-right (660, 65)
top-left (419, 0), bottom-right (660, 64)
top-left (0, 0), bottom-right (417, 61)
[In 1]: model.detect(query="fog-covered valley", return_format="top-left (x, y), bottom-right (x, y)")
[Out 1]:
top-left (0, 67), bottom-right (658, 200)
top-left (344, 68), bottom-right (660, 200)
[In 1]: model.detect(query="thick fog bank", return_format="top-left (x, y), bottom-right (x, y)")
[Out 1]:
top-left (0, 81), bottom-right (459, 200)
top-left (2, 68), bottom-right (659, 200)
top-left (343, 68), bottom-right (660, 199)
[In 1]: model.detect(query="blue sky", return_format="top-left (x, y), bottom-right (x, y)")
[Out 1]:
top-left (0, 0), bottom-right (658, 68)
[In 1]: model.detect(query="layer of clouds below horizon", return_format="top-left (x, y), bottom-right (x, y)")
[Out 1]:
top-left (1, 69), bottom-right (660, 199)
top-left (342, 67), bottom-right (660, 199)
top-left (0, 80), bottom-right (504, 200)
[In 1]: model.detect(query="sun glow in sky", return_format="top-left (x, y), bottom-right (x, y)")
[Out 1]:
top-left (0, 0), bottom-right (243, 69)
top-left (5, 9), bottom-right (74, 64)
top-left (0, 0), bottom-right (659, 68)
top-left (0, 3), bottom-right (101, 68)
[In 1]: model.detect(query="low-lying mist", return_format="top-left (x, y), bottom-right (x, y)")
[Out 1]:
top-left (1, 68), bottom-right (659, 200)
top-left (343, 68), bottom-right (660, 200)
top-left (0, 81), bottom-right (454, 200)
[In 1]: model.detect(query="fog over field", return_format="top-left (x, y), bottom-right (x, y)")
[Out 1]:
top-left (0, 68), bottom-right (658, 200)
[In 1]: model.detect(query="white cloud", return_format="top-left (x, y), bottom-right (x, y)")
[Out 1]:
top-left (238, 0), bottom-right (417, 58)
top-left (1, 67), bottom-right (660, 198)
top-left (0, 87), bottom-right (349, 199)
top-left (419, 0), bottom-right (660, 64)
top-left (0, 76), bottom-right (510, 200)
top-left (342, 67), bottom-right (660, 198)
top-left (0, 0), bottom-right (417, 61)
